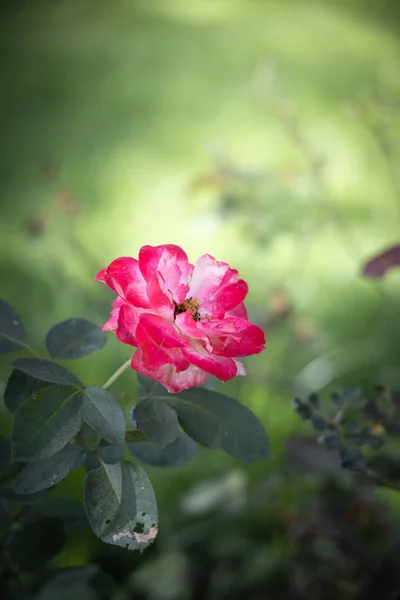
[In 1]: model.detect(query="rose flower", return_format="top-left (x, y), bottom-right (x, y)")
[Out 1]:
top-left (96, 244), bottom-right (265, 392)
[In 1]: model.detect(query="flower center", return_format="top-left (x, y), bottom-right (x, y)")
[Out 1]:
top-left (173, 297), bottom-right (200, 322)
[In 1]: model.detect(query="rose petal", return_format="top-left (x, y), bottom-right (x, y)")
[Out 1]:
top-left (189, 254), bottom-right (248, 317)
top-left (225, 302), bottom-right (248, 319)
top-left (135, 314), bottom-right (189, 371)
top-left (131, 350), bottom-right (208, 392)
top-left (95, 257), bottom-right (150, 308)
top-left (189, 254), bottom-right (231, 301)
top-left (175, 312), bottom-right (213, 352)
top-left (115, 303), bottom-right (146, 346)
top-left (182, 345), bottom-right (239, 381)
top-left (201, 280), bottom-right (248, 319)
top-left (139, 244), bottom-right (193, 302)
top-left (206, 317), bottom-right (265, 357)
top-left (102, 297), bottom-right (124, 332)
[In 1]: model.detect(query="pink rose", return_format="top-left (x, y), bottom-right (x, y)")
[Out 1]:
top-left (95, 244), bottom-right (265, 392)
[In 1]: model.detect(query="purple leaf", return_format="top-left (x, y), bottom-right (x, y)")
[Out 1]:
top-left (363, 244), bottom-right (400, 278)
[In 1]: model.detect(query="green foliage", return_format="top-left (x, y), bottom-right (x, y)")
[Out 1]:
top-left (46, 318), bottom-right (107, 359)
top-left (11, 385), bottom-right (84, 461)
top-left (0, 293), bottom-right (271, 586)
top-left (84, 461), bottom-right (158, 551)
top-left (134, 397), bottom-right (180, 448)
top-left (293, 386), bottom-right (393, 480)
top-left (137, 374), bottom-right (270, 461)
top-left (99, 443), bottom-right (125, 464)
top-left (0, 298), bottom-right (27, 353)
top-left (12, 444), bottom-right (87, 494)
top-left (13, 357), bottom-right (82, 386)
top-left (166, 388), bottom-right (270, 462)
top-left (4, 368), bottom-right (50, 413)
top-left (129, 433), bottom-right (197, 467)
top-left (82, 387), bottom-right (126, 444)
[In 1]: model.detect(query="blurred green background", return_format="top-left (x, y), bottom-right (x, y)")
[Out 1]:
top-left (2, 0), bottom-right (400, 598)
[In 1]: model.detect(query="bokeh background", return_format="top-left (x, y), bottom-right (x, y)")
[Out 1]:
top-left (2, 0), bottom-right (400, 598)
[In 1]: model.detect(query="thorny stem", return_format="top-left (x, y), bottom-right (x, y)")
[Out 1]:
top-left (102, 358), bottom-right (132, 391)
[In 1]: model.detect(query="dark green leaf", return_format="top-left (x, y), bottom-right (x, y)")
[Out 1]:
top-left (125, 430), bottom-right (147, 443)
top-left (342, 421), bottom-right (359, 434)
top-left (308, 393), bottom-right (320, 409)
top-left (33, 581), bottom-right (98, 600)
top-left (129, 433), bottom-right (197, 467)
top-left (330, 391), bottom-right (344, 406)
top-left (44, 565), bottom-right (99, 586)
top-left (80, 423), bottom-right (100, 445)
top-left (339, 446), bottom-right (366, 472)
top-left (84, 461), bottom-right (158, 551)
top-left (12, 444), bottom-right (86, 494)
top-left (0, 488), bottom-right (47, 505)
top-left (292, 397), bottom-right (313, 420)
top-left (82, 387), bottom-right (126, 444)
top-left (164, 388), bottom-right (270, 462)
top-left (13, 358), bottom-right (82, 386)
top-left (46, 318), bottom-right (107, 359)
top-left (133, 398), bottom-right (179, 448)
top-left (4, 369), bottom-right (50, 414)
top-left (0, 298), bottom-right (26, 353)
top-left (319, 431), bottom-right (341, 449)
top-left (100, 443), bottom-right (125, 464)
top-left (12, 385), bottom-right (83, 461)
top-left (0, 436), bottom-right (11, 477)
top-left (311, 415), bottom-right (326, 431)
top-left (346, 430), bottom-right (385, 450)
top-left (7, 518), bottom-right (65, 571)
top-left (85, 454), bottom-right (101, 472)
top-left (138, 373), bottom-right (165, 397)
top-left (35, 582), bottom-right (97, 600)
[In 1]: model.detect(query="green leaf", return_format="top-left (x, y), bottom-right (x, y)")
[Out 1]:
top-left (133, 398), bottom-right (179, 448)
top-left (311, 415), bottom-right (327, 431)
top-left (82, 387), bottom-right (126, 444)
top-left (84, 461), bottom-right (158, 551)
top-left (46, 318), bottom-right (107, 359)
top-left (163, 388), bottom-right (270, 462)
top-left (319, 431), bottom-right (341, 449)
top-left (34, 566), bottom-right (106, 600)
top-left (292, 397), bottom-right (313, 420)
top-left (100, 443), bottom-right (125, 464)
top-left (12, 444), bottom-right (86, 494)
top-left (0, 436), bottom-right (11, 477)
top-left (339, 446), bottom-right (366, 472)
top-left (35, 582), bottom-right (97, 600)
top-left (4, 369), bottom-right (50, 413)
top-left (12, 385), bottom-right (84, 461)
top-left (7, 518), bottom-right (65, 572)
top-left (125, 430), bottom-right (147, 444)
top-left (0, 298), bottom-right (27, 353)
top-left (138, 373), bottom-right (165, 397)
top-left (308, 393), bottom-right (320, 409)
top-left (129, 433), bottom-right (197, 467)
top-left (0, 488), bottom-right (47, 505)
top-left (13, 358), bottom-right (82, 386)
